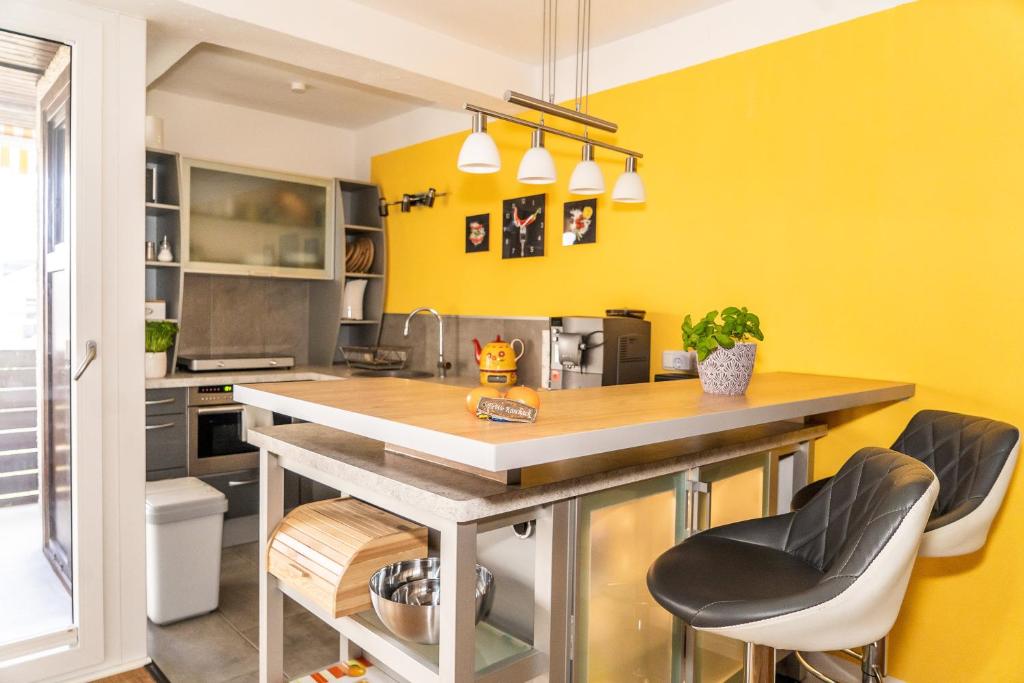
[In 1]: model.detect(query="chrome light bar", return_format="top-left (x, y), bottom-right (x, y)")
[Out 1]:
top-left (463, 103), bottom-right (643, 159)
top-left (503, 90), bottom-right (618, 133)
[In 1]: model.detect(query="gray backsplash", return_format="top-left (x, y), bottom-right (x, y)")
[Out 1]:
top-left (178, 273), bottom-right (312, 364)
top-left (379, 313), bottom-right (548, 387)
top-left (178, 277), bottom-right (547, 384)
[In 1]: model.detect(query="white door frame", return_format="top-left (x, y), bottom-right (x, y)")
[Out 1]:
top-left (0, 3), bottom-right (105, 679)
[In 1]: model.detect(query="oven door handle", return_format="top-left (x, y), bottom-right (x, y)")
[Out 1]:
top-left (193, 405), bottom-right (245, 415)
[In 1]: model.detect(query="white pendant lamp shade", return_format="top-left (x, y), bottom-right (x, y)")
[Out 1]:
top-left (569, 143), bottom-right (605, 195)
top-left (457, 113), bottom-right (500, 174)
top-left (517, 129), bottom-right (556, 184)
top-left (612, 156), bottom-right (646, 203)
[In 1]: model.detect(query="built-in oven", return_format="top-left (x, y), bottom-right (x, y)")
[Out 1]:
top-left (187, 385), bottom-right (259, 476)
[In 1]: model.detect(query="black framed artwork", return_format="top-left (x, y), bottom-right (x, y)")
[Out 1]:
top-left (465, 214), bottom-right (490, 253)
top-left (502, 193), bottom-right (545, 259)
top-left (563, 198), bottom-right (597, 246)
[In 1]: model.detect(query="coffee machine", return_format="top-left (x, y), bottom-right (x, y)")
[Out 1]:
top-left (543, 315), bottom-right (651, 389)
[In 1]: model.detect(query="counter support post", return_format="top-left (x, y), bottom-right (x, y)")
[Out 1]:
top-left (534, 501), bottom-right (571, 683)
top-left (791, 439), bottom-right (815, 493)
top-left (439, 519), bottom-right (478, 682)
top-left (259, 448), bottom-right (285, 683)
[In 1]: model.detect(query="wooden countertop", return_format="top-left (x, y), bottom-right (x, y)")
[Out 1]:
top-left (234, 372), bottom-right (913, 472)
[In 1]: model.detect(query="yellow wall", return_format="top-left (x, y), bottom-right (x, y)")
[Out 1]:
top-left (371, 1), bottom-right (1024, 679)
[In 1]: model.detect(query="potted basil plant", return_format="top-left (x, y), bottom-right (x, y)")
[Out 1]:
top-left (145, 320), bottom-right (179, 379)
top-left (682, 307), bottom-right (764, 395)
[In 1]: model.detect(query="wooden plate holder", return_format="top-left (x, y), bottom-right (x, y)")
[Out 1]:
top-left (267, 497), bottom-right (427, 618)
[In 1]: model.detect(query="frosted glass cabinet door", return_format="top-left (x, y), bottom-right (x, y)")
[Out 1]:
top-left (183, 160), bottom-right (334, 279)
top-left (687, 452), bottom-right (778, 683)
top-left (574, 475), bottom-right (687, 683)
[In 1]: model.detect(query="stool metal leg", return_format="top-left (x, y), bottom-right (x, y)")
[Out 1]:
top-left (744, 643), bottom-right (775, 683)
top-left (861, 641), bottom-right (884, 683)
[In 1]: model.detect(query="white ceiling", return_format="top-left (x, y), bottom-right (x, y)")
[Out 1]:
top-left (152, 44), bottom-right (429, 128)
top-left (346, 0), bottom-right (732, 63)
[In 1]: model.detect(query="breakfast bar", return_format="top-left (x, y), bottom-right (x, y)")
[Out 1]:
top-left (237, 372), bottom-right (914, 683)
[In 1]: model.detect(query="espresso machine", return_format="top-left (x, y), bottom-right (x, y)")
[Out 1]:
top-left (543, 315), bottom-right (652, 389)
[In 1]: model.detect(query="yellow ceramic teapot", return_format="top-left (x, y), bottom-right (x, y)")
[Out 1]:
top-left (472, 335), bottom-right (525, 386)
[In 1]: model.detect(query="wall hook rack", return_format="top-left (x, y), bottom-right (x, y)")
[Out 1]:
top-left (378, 188), bottom-right (448, 217)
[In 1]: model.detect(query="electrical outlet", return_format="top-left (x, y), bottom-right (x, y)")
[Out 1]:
top-left (662, 350), bottom-right (696, 371)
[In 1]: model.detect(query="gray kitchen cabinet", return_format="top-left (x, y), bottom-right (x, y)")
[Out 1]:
top-left (145, 413), bottom-right (187, 473)
top-left (200, 468), bottom-right (260, 519)
top-left (147, 467), bottom-right (187, 482)
top-left (145, 388), bottom-right (185, 417)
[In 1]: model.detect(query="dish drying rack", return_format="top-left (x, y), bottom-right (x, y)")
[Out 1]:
top-left (341, 345), bottom-right (410, 371)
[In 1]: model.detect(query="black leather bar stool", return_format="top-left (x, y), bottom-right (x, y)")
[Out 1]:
top-left (790, 410), bottom-right (1020, 678)
top-left (647, 448), bottom-right (938, 683)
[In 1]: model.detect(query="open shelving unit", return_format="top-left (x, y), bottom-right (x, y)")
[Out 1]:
top-left (308, 179), bottom-right (388, 365)
top-left (145, 148), bottom-right (184, 374)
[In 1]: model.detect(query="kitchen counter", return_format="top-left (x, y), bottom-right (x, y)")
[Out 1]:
top-left (144, 365), bottom-right (344, 389)
top-left (235, 372), bottom-right (913, 473)
top-left (145, 365), bottom-right (480, 389)
top-left (249, 371), bottom-right (911, 682)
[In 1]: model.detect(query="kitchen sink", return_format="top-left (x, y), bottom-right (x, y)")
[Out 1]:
top-left (350, 369), bottom-right (436, 379)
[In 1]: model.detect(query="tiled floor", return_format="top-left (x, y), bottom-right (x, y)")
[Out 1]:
top-left (0, 502), bottom-right (72, 646)
top-left (148, 542), bottom-right (340, 682)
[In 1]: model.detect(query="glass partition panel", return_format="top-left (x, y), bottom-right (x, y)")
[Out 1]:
top-left (690, 452), bottom-right (775, 683)
top-left (575, 474), bottom-right (686, 683)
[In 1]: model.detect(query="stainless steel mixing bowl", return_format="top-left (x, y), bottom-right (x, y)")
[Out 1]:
top-left (369, 557), bottom-right (495, 644)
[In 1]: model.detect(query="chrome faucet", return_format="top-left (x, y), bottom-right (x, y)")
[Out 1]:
top-left (404, 307), bottom-right (451, 378)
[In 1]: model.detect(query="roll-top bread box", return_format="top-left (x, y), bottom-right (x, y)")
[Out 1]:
top-left (267, 497), bottom-right (427, 618)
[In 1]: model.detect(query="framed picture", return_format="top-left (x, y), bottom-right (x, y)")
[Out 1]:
top-left (563, 198), bottom-right (596, 246)
top-left (465, 214), bottom-right (490, 253)
top-left (502, 194), bottom-right (545, 259)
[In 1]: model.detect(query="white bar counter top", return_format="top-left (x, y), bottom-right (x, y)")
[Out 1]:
top-left (235, 372), bottom-right (913, 472)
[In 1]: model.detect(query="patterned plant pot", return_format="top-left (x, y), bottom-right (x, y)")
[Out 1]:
top-left (697, 342), bottom-right (757, 395)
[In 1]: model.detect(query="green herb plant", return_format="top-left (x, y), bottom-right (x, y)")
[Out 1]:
top-left (682, 307), bottom-right (764, 362)
top-left (145, 320), bottom-right (179, 353)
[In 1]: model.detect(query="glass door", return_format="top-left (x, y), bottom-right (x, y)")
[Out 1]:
top-left (686, 452), bottom-right (779, 683)
top-left (0, 29), bottom-right (75, 653)
top-left (39, 49), bottom-right (73, 594)
top-left (0, 7), bottom-right (105, 675)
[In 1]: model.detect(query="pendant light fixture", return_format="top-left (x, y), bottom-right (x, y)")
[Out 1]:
top-left (569, 143), bottom-right (604, 194)
top-left (568, 0), bottom-right (605, 196)
top-left (515, 0), bottom-right (558, 185)
top-left (517, 129), bottom-right (556, 184)
top-left (460, 0), bottom-right (645, 203)
top-left (457, 111), bottom-right (500, 174)
top-left (612, 156), bottom-right (646, 203)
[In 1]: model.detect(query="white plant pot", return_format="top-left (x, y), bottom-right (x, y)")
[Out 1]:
top-left (145, 351), bottom-right (168, 379)
top-left (696, 342), bottom-right (757, 396)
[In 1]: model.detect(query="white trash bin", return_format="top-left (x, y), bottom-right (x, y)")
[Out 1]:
top-left (145, 477), bottom-right (229, 624)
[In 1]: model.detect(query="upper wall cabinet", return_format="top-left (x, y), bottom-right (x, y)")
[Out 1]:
top-left (182, 159), bottom-right (335, 280)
